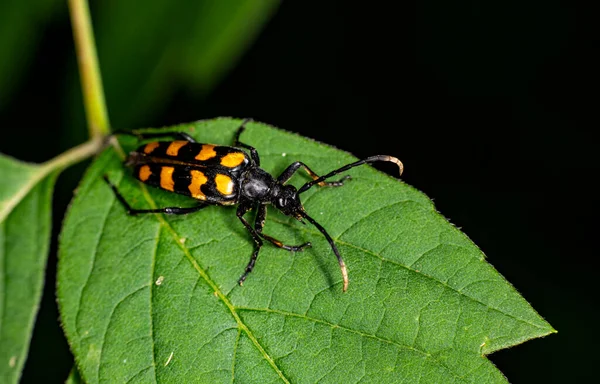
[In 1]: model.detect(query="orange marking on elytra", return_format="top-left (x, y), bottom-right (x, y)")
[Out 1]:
top-left (188, 170), bottom-right (208, 200)
top-left (143, 142), bottom-right (160, 154)
top-left (139, 165), bottom-right (152, 181)
top-left (160, 167), bottom-right (175, 191)
top-left (215, 174), bottom-right (234, 195)
top-left (220, 152), bottom-right (246, 168)
top-left (195, 144), bottom-right (216, 161)
top-left (166, 141), bottom-right (188, 156)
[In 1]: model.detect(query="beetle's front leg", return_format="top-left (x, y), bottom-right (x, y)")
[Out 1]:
top-left (236, 204), bottom-right (263, 285)
top-left (254, 204), bottom-right (311, 251)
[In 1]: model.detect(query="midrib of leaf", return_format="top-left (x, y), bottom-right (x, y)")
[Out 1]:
top-left (269, 211), bottom-right (551, 337)
top-left (135, 182), bottom-right (291, 383)
top-left (0, 166), bottom-right (43, 224)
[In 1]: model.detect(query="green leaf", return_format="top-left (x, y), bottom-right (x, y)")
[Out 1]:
top-left (178, 0), bottom-right (280, 92)
top-left (0, 154), bottom-right (57, 383)
top-left (66, 366), bottom-right (83, 384)
top-left (58, 118), bottom-right (555, 383)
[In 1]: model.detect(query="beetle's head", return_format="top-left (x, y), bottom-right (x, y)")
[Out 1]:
top-left (271, 183), bottom-right (349, 291)
top-left (272, 184), bottom-right (305, 220)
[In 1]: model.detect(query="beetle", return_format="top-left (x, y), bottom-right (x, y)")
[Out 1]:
top-left (104, 119), bottom-right (403, 292)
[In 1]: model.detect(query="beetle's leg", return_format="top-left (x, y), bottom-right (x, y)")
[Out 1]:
top-left (236, 204), bottom-right (263, 285)
top-left (254, 204), bottom-right (311, 251)
top-left (233, 119), bottom-right (260, 166)
top-left (104, 175), bottom-right (207, 215)
top-left (277, 161), bottom-right (351, 186)
top-left (114, 129), bottom-right (197, 143)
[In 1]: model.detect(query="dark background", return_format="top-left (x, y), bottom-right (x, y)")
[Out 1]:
top-left (1, 1), bottom-right (597, 382)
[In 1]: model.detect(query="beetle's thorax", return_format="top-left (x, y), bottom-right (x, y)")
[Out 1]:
top-left (240, 167), bottom-right (275, 203)
top-left (240, 167), bottom-right (303, 217)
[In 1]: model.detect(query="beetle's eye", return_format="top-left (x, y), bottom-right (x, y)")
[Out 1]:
top-left (278, 198), bottom-right (286, 207)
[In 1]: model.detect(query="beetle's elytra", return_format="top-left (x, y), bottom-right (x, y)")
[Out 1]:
top-left (104, 120), bottom-right (404, 292)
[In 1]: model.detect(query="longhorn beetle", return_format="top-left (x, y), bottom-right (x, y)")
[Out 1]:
top-left (104, 119), bottom-right (403, 292)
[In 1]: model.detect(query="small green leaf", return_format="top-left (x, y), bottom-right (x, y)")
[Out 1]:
top-left (178, 0), bottom-right (280, 92)
top-left (66, 366), bottom-right (83, 384)
top-left (58, 118), bottom-right (554, 383)
top-left (0, 154), bottom-right (57, 383)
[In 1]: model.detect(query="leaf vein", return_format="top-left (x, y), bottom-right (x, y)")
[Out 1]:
top-left (148, 225), bottom-right (160, 382)
top-left (125, 364), bottom-right (154, 384)
top-left (335, 200), bottom-right (411, 239)
top-left (182, 327), bottom-right (238, 377)
top-left (268, 251), bottom-right (296, 309)
top-left (236, 306), bottom-right (466, 381)
top-left (98, 285), bottom-right (150, 382)
top-left (74, 192), bottom-right (115, 382)
top-left (231, 328), bottom-right (241, 384)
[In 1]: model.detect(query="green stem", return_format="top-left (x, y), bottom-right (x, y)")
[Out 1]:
top-left (39, 137), bottom-right (103, 174)
top-left (0, 138), bottom-right (103, 223)
top-left (68, 0), bottom-right (111, 138)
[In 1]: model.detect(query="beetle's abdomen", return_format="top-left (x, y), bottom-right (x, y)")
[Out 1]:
top-left (127, 140), bottom-right (250, 205)
top-left (133, 163), bottom-right (238, 205)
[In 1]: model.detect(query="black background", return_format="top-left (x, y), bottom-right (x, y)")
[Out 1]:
top-left (1, 1), bottom-right (597, 382)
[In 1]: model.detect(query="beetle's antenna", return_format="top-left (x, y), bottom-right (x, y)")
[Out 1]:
top-left (298, 155), bottom-right (403, 194)
top-left (298, 210), bottom-right (349, 292)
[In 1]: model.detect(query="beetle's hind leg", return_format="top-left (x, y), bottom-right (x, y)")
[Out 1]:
top-left (103, 175), bottom-right (207, 215)
top-left (254, 205), bottom-right (311, 251)
top-left (232, 119), bottom-right (261, 166)
top-left (277, 161), bottom-right (351, 186)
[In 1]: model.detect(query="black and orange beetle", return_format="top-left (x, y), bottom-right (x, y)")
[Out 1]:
top-left (104, 120), bottom-right (403, 292)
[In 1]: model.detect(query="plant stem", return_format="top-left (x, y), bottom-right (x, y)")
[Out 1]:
top-left (39, 137), bottom-right (104, 174)
top-left (68, 0), bottom-right (111, 138)
top-left (0, 138), bottom-right (104, 223)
